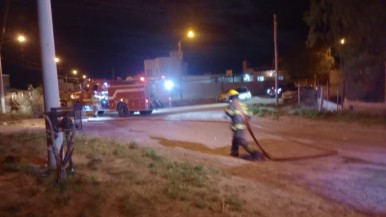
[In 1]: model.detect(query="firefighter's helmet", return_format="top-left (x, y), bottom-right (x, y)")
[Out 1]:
top-left (227, 89), bottom-right (239, 96)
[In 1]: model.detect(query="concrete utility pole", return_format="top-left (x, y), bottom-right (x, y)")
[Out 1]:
top-left (178, 40), bottom-right (183, 101)
top-left (37, 0), bottom-right (60, 169)
top-left (37, 0), bottom-right (60, 111)
top-left (273, 14), bottom-right (279, 106)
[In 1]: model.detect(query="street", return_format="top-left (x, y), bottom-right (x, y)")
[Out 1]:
top-left (80, 100), bottom-right (386, 216)
top-left (1, 99), bottom-right (385, 216)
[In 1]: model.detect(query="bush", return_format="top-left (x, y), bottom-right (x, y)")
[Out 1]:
top-left (250, 104), bottom-right (281, 119)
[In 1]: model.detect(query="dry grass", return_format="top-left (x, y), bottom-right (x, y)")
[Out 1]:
top-left (0, 132), bottom-right (244, 217)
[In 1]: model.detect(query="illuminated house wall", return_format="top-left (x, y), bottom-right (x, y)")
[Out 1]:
top-left (144, 51), bottom-right (188, 80)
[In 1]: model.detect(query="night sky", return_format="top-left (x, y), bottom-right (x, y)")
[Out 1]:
top-left (1, 0), bottom-right (309, 89)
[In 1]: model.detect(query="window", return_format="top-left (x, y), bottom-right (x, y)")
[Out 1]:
top-left (257, 76), bottom-right (265, 82)
top-left (243, 74), bottom-right (252, 82)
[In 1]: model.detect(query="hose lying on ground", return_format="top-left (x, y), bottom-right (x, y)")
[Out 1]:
top-left (234, 101), bottom-right (337, 161)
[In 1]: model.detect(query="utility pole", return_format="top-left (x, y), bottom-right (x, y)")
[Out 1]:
top-left (37, 0), bottom-right (60, 169)
top-left (178, 40), bottom-right (183, 101)
top-left (273, 14), bottom-right (278, 106)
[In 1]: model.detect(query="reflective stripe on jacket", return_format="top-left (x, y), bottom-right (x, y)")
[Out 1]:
top-left (225, 99), bottom-right (252, 132)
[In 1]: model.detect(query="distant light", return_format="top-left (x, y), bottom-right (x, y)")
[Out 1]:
top-left (103, 82), bottom-right (108, 86)
top-left (140, 77), bottom-right (145, 82)
top-left (340, 38), bottom-right (345, 45)
top-left (244, 74), bottom-right (251, 82)
top-left (161, 76), bottom-right (165, 79)
top-left (72, 70), bottom-right (78, 75)
top-left (164, 80), bottom-right (174, 90)
top-left (17, 35), bottom-right (26, 43)
top-left (187, 30), bottom-right (195, 38)
top-left (54, 57), bottom-right (60, 63)
top-left (82, 75), bottom-right (87, 79)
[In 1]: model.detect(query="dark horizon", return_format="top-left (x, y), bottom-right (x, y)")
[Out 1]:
top-left (1, 0), bottom-right (309, 89)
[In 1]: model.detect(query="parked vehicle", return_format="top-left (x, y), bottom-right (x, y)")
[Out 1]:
top-left (266, 85), bottom-right (283, 97)
top-left (68, 77), bottom-right (172, 117)
top-left (217, 86), bottom-right (252, 102)
top-left (236, 86), bottom-right (252, 101)
top-left (282, 86), bottom-right (298, 103)
top-left (282, 84), bottom-right (316, 103)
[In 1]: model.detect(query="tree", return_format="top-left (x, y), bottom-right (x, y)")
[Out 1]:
top-left (282, 45), bottom-right (334, 86)
top-left (304, 0), bottom-right (386, 101)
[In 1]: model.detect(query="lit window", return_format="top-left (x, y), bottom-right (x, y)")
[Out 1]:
top-left (278, 75), bottom-right (284, 80)
top-left (243, 74), bottom-right (252, 82)
top-left (257, 76), bottom-right (265, 82)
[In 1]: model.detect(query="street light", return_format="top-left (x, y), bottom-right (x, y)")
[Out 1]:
top-left (340, 38), bottom-right (345, 45)
top-left (178, 29), bottom-right (195, 101)
top-left (17, 35), bottom-right (26, 43)
top-left (0, 34), bottom-right (27, 113)
top-left (339, 37), bottom-right (346, 109)
top-left (54, 57), bottom-right (60, 63)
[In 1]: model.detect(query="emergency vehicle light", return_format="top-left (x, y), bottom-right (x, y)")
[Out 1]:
top-left (164, 80), bottom-right (174, 90)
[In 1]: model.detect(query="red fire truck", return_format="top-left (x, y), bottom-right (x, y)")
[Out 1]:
top-left (70, 77), bottom-right (172, 117)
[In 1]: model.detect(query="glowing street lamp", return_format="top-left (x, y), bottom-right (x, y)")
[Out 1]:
top-left (72, 70), bottom-right (78, 75)
top-left (340, 38), bottom-right (345, 45)
top-left (54, 57), bottom-right (60, 63)
top-left (17, 35), bottom-right (26, 43)
top-left (82, 75), bottom-right (86, 79)
top-left (339, 37), bottom-right (346, 108)
top-left (187, 30), bottom-right (195, 38)
top-left (178, 29), bottom-right (196, 100)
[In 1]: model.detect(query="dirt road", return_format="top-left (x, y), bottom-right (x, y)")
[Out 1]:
top-left (1, 113), bottom-right (386, 216)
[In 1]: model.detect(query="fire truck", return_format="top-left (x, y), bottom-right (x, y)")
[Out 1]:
top-left (70, 77), bottom-right (172, 117)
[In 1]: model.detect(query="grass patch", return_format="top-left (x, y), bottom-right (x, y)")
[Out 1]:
top-left (250, 104), bottom-right (385, 125)
top-left (0, 132), bottom-right (240, 217)
top-left (0, 113), bottom-right (34, 122)
top-left (289, 106), bottom-right (386, 125)
top-left (250, 103), bottom-right (282, 119)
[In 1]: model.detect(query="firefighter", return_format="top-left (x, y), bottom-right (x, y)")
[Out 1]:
top-left (225, 89), bottom-right (262, 159)
top-left (91, 93), bottom-right (99, 117)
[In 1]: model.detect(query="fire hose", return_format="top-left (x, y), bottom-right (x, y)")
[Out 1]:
top-left (234, 101), bottom-right (337, 161)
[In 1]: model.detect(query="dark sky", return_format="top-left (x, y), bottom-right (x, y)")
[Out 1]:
top-left (1, 0), bottom-right (310, 89)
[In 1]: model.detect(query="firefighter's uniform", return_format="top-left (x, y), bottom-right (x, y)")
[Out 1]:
top-left (225, 89), bottom-right (259, 158)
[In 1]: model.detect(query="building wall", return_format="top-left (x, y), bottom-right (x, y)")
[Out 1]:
top-left (144, 59), bottom-right (283, 102)
top-left (144, 51), bottom-right (187, 80)
top-left (2, 74), bottom-right (10, 89)
top-left (170, 74), bottom-right (278, 101)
